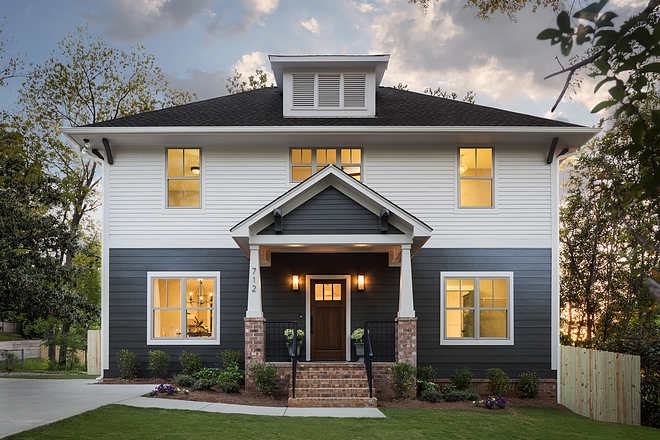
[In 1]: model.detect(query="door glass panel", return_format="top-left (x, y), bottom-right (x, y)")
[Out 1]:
top-left (333, 283), bottom-right (341, 300)
top-left (315, 284), bottom-right (323, 301)
top-left (324, 283), bottom-right (333, 301)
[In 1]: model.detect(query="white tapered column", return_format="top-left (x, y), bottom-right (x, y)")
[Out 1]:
top-left (246, 245), bottom-right (263, 318)
top-left (398, 245), bottom-right (415, 318)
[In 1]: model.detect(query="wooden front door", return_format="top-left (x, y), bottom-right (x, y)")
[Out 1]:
top-left (310, 279), bottom-right (346, 360)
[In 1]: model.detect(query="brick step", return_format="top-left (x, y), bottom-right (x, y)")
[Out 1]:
top-left (295, 372), bottom-right (368, 380)
top-left (295, 378), bottom-right (368, 389)
top-left (287, 397), bottom-right (378, 408)
top-left (292, 387), bottom-right (371, 398)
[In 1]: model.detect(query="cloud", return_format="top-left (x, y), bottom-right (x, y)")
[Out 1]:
top-left (230, 52), bottom-right (274, 83)
top-left (84, 0), bottom-right (215, 41)
top-left (367, 0), bottom-right (600, 122)
top-left (352, 1), bottom-right (379, 13)
top-left (84, 0), bottom-right (279, 41)
top-left (301, 18), bottom-right (321, 36)
top-left (163, 68), bottom-right (230, 100)
top-left (206, 0), bottom-right (279, 36)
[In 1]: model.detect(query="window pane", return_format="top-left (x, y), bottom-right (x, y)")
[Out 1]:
top-left (154, 310), bottom-right (181, 338)
top-left (292, 166), bottom-right (312, 181)
top-left (292, 149), bottom-right (302, 164)
top-left (446, 279), bottom-right (461, 308)
top-left (446, 310), bottom-right (474, 338)
top-left (292, 149), bottom-right (312, 165)
top-left (315, 284), bottom-right (323, 301)
top-left (167, 149), bottom-right (184, 177)
top-left (333, 283), bottom-right (341, 301)
top-left (351, 149), bottom-right (361, 164)
top-left (317, 149), bottom-right (326, 164)
top-left (186, 309), bottom-right (213, 338)
top-left (476, 148), bottom-right (492, 176)
top-left (324, 284), bottom-right (332, 301)
top-left (479, 279), bottom-right (493, 308)
top-left (493, 279), bottom-right (508, 308)
top-left (341, 149), bottom-right (350, 164)
top-left (327, 149), bottom-right (336, 164)
top-left (167, 279), bottom-right (180, 308)
top-left (460, 179), bottom-right (492, 207)
top-left (480, 310), bottom-right (507, 337)
top-left (301, 149), bottom-right (312, 164)
top-left (168, 180), bottom-right (200, 207)
top-left (459, 148), bottom-right (476, 177)
top-left (184, 149), bottom-right (200, 177)
top-left (341, 166), bottom-right (361, 181)
top-left (460, 279), bottom-right (474, 307)
top-left (153, 279), bottom-right (166, 308)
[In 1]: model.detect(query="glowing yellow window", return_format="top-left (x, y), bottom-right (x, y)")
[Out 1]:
top-left (291, 148), bottom-right (362, 182)
top-left (459, 148), bottom-right (492, 207)
top-left (167, 148), bottom-right (200, 207)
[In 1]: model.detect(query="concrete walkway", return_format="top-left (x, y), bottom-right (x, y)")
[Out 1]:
top-left (0, 379), bottom-right (385, 438)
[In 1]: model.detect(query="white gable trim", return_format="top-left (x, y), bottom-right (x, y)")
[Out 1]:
top-left (230, 165), bottom-right (432, 262)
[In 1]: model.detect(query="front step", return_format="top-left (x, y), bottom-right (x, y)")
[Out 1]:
top-left (287, 362), bottom-right (377, 408)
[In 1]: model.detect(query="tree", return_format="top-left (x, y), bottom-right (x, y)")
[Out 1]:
top-left (393, 83), bottom-right (477, 103)
top-left (226, 68), bottom-right (272, 94)
top-left (0, 20), bottom-right (22, 88)
top-left (408, 0), bottom-right (565, 20)
top-left (15, 27), bottom-right (195, 365)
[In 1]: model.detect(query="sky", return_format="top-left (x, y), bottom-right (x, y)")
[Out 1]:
top-left (0, 0), bottom-right (646, 127)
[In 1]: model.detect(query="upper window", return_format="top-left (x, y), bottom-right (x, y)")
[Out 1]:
top-left (440, 272), bottom-right (513, 345)
top-left (167, 148), bottom-right (200, 207)
top-left (147, 272), bottom-right (220, 345)
top-left (292, 73), bottom-right (366, 110)
top-left (291, 148), bottom-right (362, 182)
top-left (459, 148), bottom-right (493, 207)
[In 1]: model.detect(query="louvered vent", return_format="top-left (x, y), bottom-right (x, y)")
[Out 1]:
top-left (292, 74), bottom-right (315, 108)
top-left (343, 74), bottom-right (366, 108)
top-left (318, 74), bottom-right (340, 107)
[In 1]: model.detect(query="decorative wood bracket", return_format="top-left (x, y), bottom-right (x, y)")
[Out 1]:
top-left (102, 138), bottom-right (114, 165)
top-left (273, 208), bottom-right (282, 234)
top-left (380, 208), bottom-right (390, 233)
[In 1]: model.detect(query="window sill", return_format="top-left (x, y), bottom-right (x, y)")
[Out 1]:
top-left (440, 338), bottom-right (514, 346)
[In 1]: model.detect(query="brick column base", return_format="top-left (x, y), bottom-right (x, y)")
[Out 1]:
top-left (395, 316), bottom-right (417, 367)
top-left (244, 317), bottom-right (265, 391)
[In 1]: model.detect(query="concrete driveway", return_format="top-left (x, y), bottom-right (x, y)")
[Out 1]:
top-left (0, 378), bottom-right (155, 438)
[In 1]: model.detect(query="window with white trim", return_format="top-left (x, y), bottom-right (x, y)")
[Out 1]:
top-left (291, 148), bottom-right (362, 182)
top-left (458, 147), bottom-right (493, 207)
top-left (167, 148), bottom-right (200, 207)
top-left (147, 272), bottom-right (219, 345)
top-left (440, 272), bottom-right (513, 345)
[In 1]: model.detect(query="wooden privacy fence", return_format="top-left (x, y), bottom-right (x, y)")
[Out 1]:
top-left (87, 330), bottom-right (101, 376)
top-left (560, 345), bottom-right (640, 425)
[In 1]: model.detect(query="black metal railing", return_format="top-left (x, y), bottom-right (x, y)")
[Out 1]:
top-left (364, 321), bottom-right (396, 362)
top-left (364, 321), bottom-right (374, 398)
top-left (264, 321), bottom-right (300, 398)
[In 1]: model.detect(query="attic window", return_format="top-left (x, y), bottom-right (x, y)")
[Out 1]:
top-left (291, 73), bottom-right (366, 110)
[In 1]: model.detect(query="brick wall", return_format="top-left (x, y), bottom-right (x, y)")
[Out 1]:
top-left (243, 317), bottom-right (265, 391)
top-left (395, 317), bottom-right (417, 366)
top-left (434, 379), bottom-right (557, 400)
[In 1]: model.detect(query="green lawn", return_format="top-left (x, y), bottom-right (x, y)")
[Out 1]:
top-left (0, 332), bottom-right (25, 342)
top-left (6, 405), bottom-right (658, 439)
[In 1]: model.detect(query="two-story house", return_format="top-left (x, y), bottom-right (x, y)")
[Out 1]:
top-left (63, 54), bottom-right (598, 404)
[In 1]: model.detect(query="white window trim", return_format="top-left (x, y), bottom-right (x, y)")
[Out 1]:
top-left (163, 148), bottom-right (204, 211)
top-left (456, 147), bottom-right (496, 211)
top-left (440, 271), bottom-right (514, 346)
top-left (147, 271), bottom-right (220, 345)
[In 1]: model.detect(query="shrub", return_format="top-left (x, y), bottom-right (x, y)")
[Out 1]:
top-left (193, 378), bottom-right (216, 391)
top-left (443, 388), bottom-right (480, 402)
top-left (179, 351), bottom-right (202, 375)
top-left (148, 350), bottom-right (169, 379)
top-left (172, 373), bottom-right (195, 387)
top-left (417, 365), bottom-right (436, 382)
top-left (390, 362), bottom-right (417, 399)
top-left (449, 367), bottom-right (473, 390)
top-left (518, 371), bottom-right (540, 398)
top-left (217, 364), bottom-right (244, 393)
top-left (419, 388), bottom-right (443, 402)
top-left (486, 368), bottom-right (510, 397)
top-left (482, 396), bottom-right (508, 409)
top-left (116, 349), bottom-right (139, 380)
top-left (251, 363), bottom-right (278, 396)
top-left (194, 367), bottom-right (223, 381)
top-left (219, 349), bottom-right (242, 369)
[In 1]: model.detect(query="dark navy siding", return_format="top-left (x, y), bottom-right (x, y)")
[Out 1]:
top-left (413, 248), bottom-right (554, 379)
top-left (258, 187), bottom-right (403, 235)
top-left (107, 248), bottom-right (248, 378)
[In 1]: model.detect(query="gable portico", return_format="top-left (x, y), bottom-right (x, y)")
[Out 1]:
top-left (231, 166), bottom-right (431, 385)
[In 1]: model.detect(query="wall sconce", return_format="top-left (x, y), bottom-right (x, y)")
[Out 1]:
top-left (190, 166), bottom-right (200, 175)
top-left (292, 275), bottom-right (299, 291)
top-left (357, 275), bottom-right (365, 291)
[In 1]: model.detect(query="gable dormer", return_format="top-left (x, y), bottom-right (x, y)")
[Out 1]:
top-left (269, 54), bottom-right (389, 118)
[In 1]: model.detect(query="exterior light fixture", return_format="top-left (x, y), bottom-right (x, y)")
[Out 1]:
top-left (292, 275), bottom-right (299, 291)
top-left (82, 139), bottom-right (91, 155)
top-left (357, 275), bottom-right (365, 291)
top-left (190, 166), bottom-right (200, 175)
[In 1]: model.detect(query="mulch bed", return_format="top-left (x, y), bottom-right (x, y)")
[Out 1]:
top-left (100, 378), bottom-right (568, 412)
